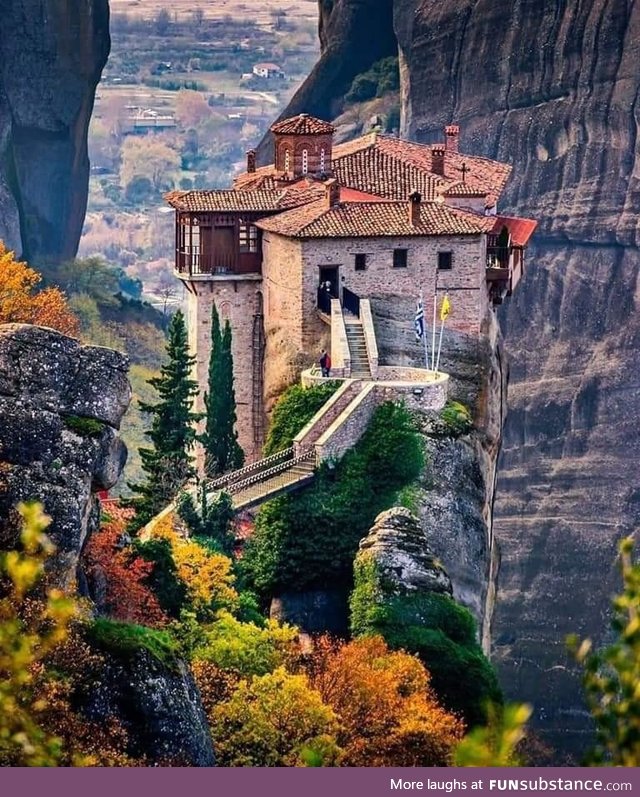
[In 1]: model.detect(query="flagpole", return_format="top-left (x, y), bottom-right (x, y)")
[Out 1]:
top-left (431, 294), bottom-right (437, 372)
top-left (421, 290), bottom-right (429, 369)
top-left (435, 294), bottom-right (450, 374)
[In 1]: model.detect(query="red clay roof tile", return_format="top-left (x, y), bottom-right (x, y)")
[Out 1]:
top-left (256, 199), bottom-right (495, 239)
top-left (270, 113), bottom-right (335, 136)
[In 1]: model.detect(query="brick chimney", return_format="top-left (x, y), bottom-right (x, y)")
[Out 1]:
top-left (431, 145), bottom-right (446, 176)
top-left (408, 190), bottom-right (421, 226)
top-left (444, 124), bottom-right (460, 153)
top-left (246, 149), bottom-right (256, 174)
top-left (325, 177), bottom-right (340, 208)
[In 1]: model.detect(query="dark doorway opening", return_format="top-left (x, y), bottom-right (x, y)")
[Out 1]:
top-left (317, 266), bottom-right (339, 314)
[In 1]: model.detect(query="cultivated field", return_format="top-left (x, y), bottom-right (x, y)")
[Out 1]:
top-left (109, 0), bottom-right (319, 26)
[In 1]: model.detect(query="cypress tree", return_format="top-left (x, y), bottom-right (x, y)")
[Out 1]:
top-left (199, 305), bottom-right (244, 476)
top-left (126, 310), bottom-right (201, 529)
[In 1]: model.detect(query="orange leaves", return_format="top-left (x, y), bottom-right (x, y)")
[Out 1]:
top-left (83, 518), bottom-right (168, 627)
top-left (307, 636), bottom-right (464, 766)
top-left (0, 242), bottom-right (79, 336)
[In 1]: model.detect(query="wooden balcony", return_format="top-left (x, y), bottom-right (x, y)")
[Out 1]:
top-left (175, 250), bottom-right (261, 278)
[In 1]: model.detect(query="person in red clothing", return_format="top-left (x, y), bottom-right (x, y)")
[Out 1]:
top-left (319, 349), bottom-right (331, 377)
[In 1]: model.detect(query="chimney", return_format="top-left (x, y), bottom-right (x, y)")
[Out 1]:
top-left (408, 190), bottom-right (421, 226)
top-left (431, 145), bottom-right (446, 177)
top-left (325, 177), bottom-right (340, 208)
top-left (444, 124), bottom-right (460, 153)
top-left (246, 149), bottom-right (256, 173)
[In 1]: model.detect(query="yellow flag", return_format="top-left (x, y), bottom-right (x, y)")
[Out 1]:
top-left (440, 294), bottom-right (451, 322)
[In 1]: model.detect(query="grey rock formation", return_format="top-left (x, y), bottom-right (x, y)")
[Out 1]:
top-left (0, 323), bottom-right (130, 590)
top-left (392, 0), bottom-right (640, 757)
top-left (83, 648), bottom-right (215, 767)
top-left (359, 507), bottom-right (453, 596)
top-left (0, 1), bottom-right (110, 262)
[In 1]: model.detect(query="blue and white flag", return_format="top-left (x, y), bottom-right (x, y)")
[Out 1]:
top-left (414, 298), bottom-right (425, 341)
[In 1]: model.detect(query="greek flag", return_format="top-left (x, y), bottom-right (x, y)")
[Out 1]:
top-left (414, 298), bottom-right (425, 340)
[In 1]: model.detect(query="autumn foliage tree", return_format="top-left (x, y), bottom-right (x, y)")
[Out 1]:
top-left (306, 636), bottom-right (464, 766)
top-left (82, 518), bottom-right (168, 627)
top-left (0, 243), bottom-right (79, 336)
top-left (209, 667), bottom-right (342, 767)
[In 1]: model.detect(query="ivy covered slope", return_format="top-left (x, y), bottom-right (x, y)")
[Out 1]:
top-left (242, 400), bottom-right (424, 597)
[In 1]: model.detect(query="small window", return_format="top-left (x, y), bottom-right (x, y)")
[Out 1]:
top-left (320, 148), bottom-right (326, 172)
top-left (393, 248), bottom-right (408, 268)
top-left (239, 223), bottom-right (258, 253)
top-left (284, 150), bottom-right (290, 173)
top-left (438, 251), bottom-right (453, 270)
top-left (302, 149), bottom-right (309, 174)
top-left (354, 253), bottom-right (367, 271)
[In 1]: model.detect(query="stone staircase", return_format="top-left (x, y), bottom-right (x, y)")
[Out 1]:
top-left (344, 318), bottom-right (371, 379)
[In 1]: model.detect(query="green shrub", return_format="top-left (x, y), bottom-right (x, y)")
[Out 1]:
top-left (178, 488), bottom-right (235, 555)
top-left (193, 610), bottom-right (298, 677)
top-left (345, 56), bottom-right (400, 105)
top-left (439, 400), bottom-right (473, 437)
top-left (62, 415), bottom-right (106, 438)
top-left (133, 537), bottom-right (187, 618)
top-left (263, 382), bottom-right (340, 455)
top-left (242, 402), bottom-right (424, 595)
top-left (86, 617), bottom-right (178, 670)
top-left (384, 625), bottom-right (502, 728)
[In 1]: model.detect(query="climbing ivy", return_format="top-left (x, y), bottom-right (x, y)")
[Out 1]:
top-left (241, 402), bottom-right (424, 595)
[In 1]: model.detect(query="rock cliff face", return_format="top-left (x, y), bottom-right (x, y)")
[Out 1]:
top-left (82, 648), bottom-right (215, 766)
top-left (277, 0), bottom-right (640, 757)
top-left (0, 323), bottom-right (130, 591)
top-left (0, 1), bottom-right (110, 262)
top-left (256, 0), bottom-right (395, 163)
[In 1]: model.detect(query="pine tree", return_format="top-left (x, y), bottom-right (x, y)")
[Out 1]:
top-left (126, 310), bottom-right (201, 529)
top-left (199, 305), bottom-right (244, 476)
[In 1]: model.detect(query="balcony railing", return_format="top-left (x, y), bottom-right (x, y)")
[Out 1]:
top-left (175, 250), bottom-right (260, 277)
top-left (486, 246), bottom-right (511, 270)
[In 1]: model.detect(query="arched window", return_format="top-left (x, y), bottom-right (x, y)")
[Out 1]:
top-left (284, 150), bottom-right (290, 173)
top-left (302, 149), bottom-right (309, 174)
top-left (320, 148), bottom-right (326, 173)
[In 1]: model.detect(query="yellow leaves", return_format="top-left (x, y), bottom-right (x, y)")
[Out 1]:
top-left (171, 541), bottom-right (238, 613)
top-left (0, 242), bottom-right (79, 336)
top-left (150, 516), bottom-right (238, 617)
top-left (0, 502), bottom-right (81, 766)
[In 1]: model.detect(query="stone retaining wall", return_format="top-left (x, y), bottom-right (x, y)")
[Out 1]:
top-left (315, 383), bottom-right (378, 463)
top-left (293, 379), bottom-right (362, 456)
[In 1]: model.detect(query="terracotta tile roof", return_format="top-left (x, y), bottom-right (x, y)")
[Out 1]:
top-left (270, 113), bottom-right (335, 136)
top-left (442, 181), bottom-right (488, 198)
top-left (233, 170), bottom-right (279, 190)
top-left (256, 199), bottom-right (495, 239)
top-left (164, 184), bottom-right (325, 213)
top-left (333, 147), bottom-right (442, 202)
top-left (330, 133), bottom-right (511, 206)
top-left (492, 215), bottom-right (538, 247)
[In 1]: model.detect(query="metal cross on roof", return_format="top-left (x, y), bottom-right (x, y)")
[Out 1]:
top-left (457, 161), bottom-right (470, 182)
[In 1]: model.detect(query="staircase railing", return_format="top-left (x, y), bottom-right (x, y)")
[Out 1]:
top-left (342, 287), bottom-right (360, 317)
top-left (224, 449), bottom-right (315, 497)
top-left (208, 447), bottom-right (294, 491)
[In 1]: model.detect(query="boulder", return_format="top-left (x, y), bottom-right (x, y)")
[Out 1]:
top-left (0, 324), bottom-right (130, 591)
top-left (359, 507), bottom-right (453, 596)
